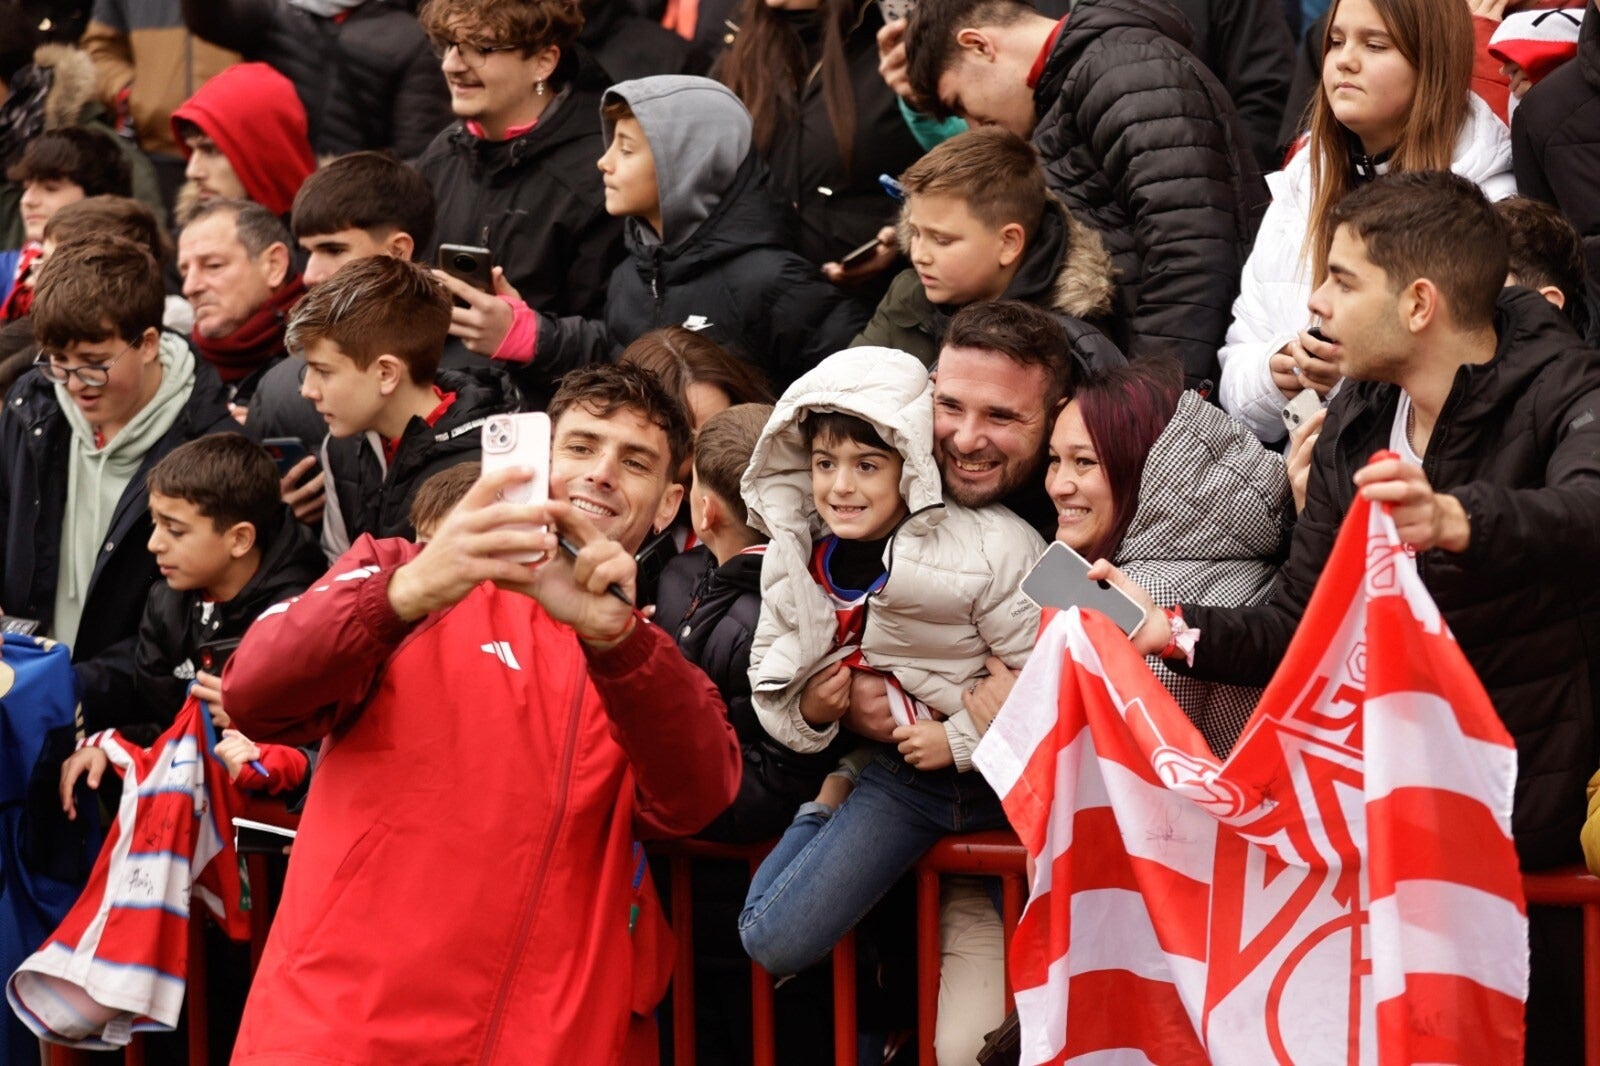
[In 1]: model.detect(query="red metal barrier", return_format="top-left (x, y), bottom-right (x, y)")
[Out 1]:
top-left (1522, 865), bottom-right (1600, 1066)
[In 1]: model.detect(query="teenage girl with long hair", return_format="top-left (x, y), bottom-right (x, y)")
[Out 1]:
top-left (1217, 0), bottom-right (1515, 443)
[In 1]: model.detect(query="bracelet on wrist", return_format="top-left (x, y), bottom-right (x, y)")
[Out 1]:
top-left (577, 612), bottom-right (639, 649)
top-left (1159, 606), bottom-right (1201, 666)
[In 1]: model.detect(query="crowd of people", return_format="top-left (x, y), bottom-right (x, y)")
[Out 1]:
top-left (0, 0), bottom-right (1595, 1060)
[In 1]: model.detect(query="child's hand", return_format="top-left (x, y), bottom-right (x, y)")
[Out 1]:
top-left (193, 670), bottom-right (229, 727)
top-left (961, 657), bottom-right (1018, 736)
top-left (799, 662), bottom-right (852, 727)
top-left (60, 747), bottom-right (109, 820)
top-left (214, 729), bottom-right (261, 783)
top-left (893, 720), bottom-right (953, 771)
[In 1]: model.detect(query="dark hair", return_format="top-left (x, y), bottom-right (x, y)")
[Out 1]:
top-left (548, 362), bottom-right (694, 476)
top-left (941, 299), bottom-right (1074, 406)
top-left (147, 434), bottom-right (284, 539)
top-left (285, 256), bottom-right (451, 383)
top-left (410, 461), bottom-right (481, 536)
top-left (1070, 358), bottom-right (1183, 561)
top-left (32, 236), bottom-right (164, 350)
top-left (905, 0), bottom-right (1036, 117)
top-left (44, 196), bottom-right (172, 265)
top-left (719, 0), bottom-right (858, 172)
top-left (693, 403), bottom-right (773, 528)
top-left (900, 127), bottom-right (1047, 236)
top-left (7, 127), bottom-right (132, 197)
top-left (292, 151), bottom-right (437, 254)
top-left (618, 327), bottom-right (775, 417)
top-left (1497, 196), bottom-right (1590, 328)
top-left (799, 411), bottom-right (893, 455)
top-left (419, 0), bottom-right (585, 85)
top-left (600, 97), bottom-right (633, 125)
top-left (1329, 171), bottom-right (1505, 331)
top-left (184, 198), bottom-right (292, 258)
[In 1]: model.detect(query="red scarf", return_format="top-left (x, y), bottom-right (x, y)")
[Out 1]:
top-left (191, 276), bottom-right (306, 383)
top-left (1, 243), bottom-right (44, 322)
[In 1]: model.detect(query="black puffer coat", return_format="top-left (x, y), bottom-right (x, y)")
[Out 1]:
top-left (416, 59), bottom-right (625, 321)
top-left (654, 546), bottom-right (841, 843)
top-left (321, 366), bottom-right (515, 554)
top-left (1031, 0), bottom-right (1267, 390)
top-left (180, 0), bottom-right (451, 158)
top-left (0, 358), bottom-right (238, 733)
top-left (132, 509), bottom-right (326, 736)
top-left (523, 151), bottom-right (868, 395)
top-left (1513, 4), bottom-right (1600, 311)
top-left (1182, 289), bottom-right (1600, 871)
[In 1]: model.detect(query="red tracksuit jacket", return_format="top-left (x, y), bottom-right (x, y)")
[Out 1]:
top-left (222, 535), bottom-right (741, 1065)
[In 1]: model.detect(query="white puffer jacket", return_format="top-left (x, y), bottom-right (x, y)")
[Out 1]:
top-left (743, 348), bottom-right (1045, 771)
top-left (1218, 94), bottom-right (1517, 442)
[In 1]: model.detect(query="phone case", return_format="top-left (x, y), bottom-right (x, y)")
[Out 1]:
top-left (1281, 389), bottom-right (1323, 433)
top-left (1020, 542), bottom-right (1147, 634)
top-left (481, 413), bottom-right (551, 562)
top-left (879, 0), bottom-right (914, 21)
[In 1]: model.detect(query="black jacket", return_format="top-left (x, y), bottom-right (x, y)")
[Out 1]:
top-left (416, 59), bottom-right (626, 321)
top-left (1182, 289), bottom-right (1600, 870)
top-left (181, 0), bottom-right (452, 158)
top-left (1030, 0), bottom-right (1267, 390)
top-left (580, 0), bottom-right (709, 83)
top-left (1513, 5), bottom-right (1600, 312)
top-left (323, 366), bottom-right (515, 549)
top-left (746, 2), bottom-right (925, 271)
top-left (0, 359), bottom-right (239, 733)
top-left (655, 546), bottom-right (839, 842)
top-left (520, 152), bottom-right (869, 396)
top-left (132, 509), bottom-right (326, 738)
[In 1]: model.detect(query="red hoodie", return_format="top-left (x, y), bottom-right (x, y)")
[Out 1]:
top-left (170, 63), bottom-right (315, 217)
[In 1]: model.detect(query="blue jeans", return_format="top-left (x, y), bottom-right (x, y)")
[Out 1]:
top-left (738, 753), bottom-right (1006, 976)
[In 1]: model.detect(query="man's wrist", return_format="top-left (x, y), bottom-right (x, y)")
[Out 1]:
top-left (1437, 494), bottom-right (1471, 553)
top-left (576, 612), bottom-right (637, 651)
top-left (385, 563), bottom-right (433, 623)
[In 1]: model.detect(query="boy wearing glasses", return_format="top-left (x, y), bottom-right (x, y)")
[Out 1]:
top-left (0, 236), bottom-right (238, 733)
top-left (416, 0), bottom-right (625, 335)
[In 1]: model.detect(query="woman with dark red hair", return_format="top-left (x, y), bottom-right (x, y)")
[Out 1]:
top-left (1043, 359), bottom-right (1293, 757)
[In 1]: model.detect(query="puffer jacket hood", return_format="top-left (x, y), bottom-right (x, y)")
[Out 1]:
top-left (602, 76), bottom-right (754, 249)
top-left (743, 347), bottom-right (943, 543)
top-left (171, 62), bottom-right (315, 216)
top-left (1118, 391), bottom-right (1290, 569)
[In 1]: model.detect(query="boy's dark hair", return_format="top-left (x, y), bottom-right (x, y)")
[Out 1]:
top-left (905, 0), bottom-right (1036, 117)
top-left (1497, 196), bottom-right (1587, 305)
top-left (147, 434), bottom-right (283, 540)
top-left (600, 98), bottom-right (634, 125)
top-left (693, 403), bottom-right (773, 529)
top-left (186, 198), bottom-right (292, 259)
top-left (942, 299), bottom-right (1074, 407)
top-left (292, 151), bottom-right (437, 254)
top-left (900, 127), bottom-right (1047, 236)
top-left (32, 236), bottom-right (164, 350)
top-left (44, 195), bottom-right (172, 265)
top-left (548, 362), bottom-right (694, 477)
top-left (800, 411), bottom-right (893, 454)
top-left (410, 462), bottom-right (481, 536)
top-left (285, 255), bottom-right (451, 384)
top-left (6, 127), bottom-right (132, 197)
top-left (1329, 171), bottom-right (1505, 331)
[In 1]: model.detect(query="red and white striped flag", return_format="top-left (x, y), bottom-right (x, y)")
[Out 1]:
top-left (973, 493), bottom-right (1528, 1065)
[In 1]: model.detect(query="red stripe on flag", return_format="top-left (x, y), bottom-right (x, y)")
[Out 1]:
top-left (1363, 600), bottom-right (1509, 748)
top-left (1063, 967), bottom-right (1210, 1064)
top-left (1375, 972), bottom-right (1526, 1065)
top-left (1366, 787), bottom-right (1523, 906)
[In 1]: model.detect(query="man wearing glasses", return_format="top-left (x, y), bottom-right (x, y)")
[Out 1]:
top-left (0, 237), bottom-right (237, 735)
top-left (415, 0), bottom-right (625, 361)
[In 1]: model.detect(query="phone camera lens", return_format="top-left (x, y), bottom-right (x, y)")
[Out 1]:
top-left (453, 254), bottom-right (475, 272)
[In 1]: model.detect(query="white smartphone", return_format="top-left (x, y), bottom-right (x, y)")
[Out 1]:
top-left (480, 412), bottom-right (551, 562)
top-left (879, 0), bottom-right (915, 20)
top-left (1281, 389), bottom-right (1323, 435)
top-left (1020, 541), bottom-right (1147, 635)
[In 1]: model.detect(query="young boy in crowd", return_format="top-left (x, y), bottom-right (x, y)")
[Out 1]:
top-left (1497, 196), bottom-right (1592, 338)
top-left (655, 403), bottom-right (841, 843)
top-left (408, 461), bottom-right (479, 543)
top-left (852, 127), bottom-right (1124, 372)
top-left (465, 75), bottom-right (867, 398)
top-left (60, 434), bottom-right (326, 798)
top-left (286, 254), bottom-right (514, 558)
top-left (1, 128), bottom-right (133, 317)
